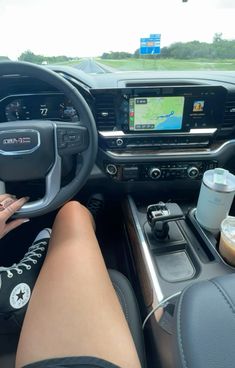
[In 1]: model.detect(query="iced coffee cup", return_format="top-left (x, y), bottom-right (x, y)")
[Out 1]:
top-left (219, 217), bottom-right (235, 266)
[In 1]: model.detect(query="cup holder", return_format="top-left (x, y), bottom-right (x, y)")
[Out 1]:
top-left (188, 208), bottom-right (235, 269)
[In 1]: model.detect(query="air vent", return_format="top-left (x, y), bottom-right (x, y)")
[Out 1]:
top-left (125, 82), bottom-right (200, 87)
top-left (94, 94), bottom-right (116, 131)
top-left (218, 98), bottom-right (235, 138)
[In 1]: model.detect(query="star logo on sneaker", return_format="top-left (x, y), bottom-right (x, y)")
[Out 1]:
top-left (9, 283), bottom-right (31, 309)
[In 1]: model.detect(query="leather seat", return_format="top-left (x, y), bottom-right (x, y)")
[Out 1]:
top-left (109, 269), bottom-right (146, 368)
top-left (0, 269), bottom-right (146, 368)
top-left (173, 273), bottom-right (235, 368)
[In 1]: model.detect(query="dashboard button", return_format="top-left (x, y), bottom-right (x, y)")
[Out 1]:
top-left (116, 138), bottom-right (124, 147)
top-left (106, 164), bottom-right (118, 175)
top-left (187, 166), bottom-right (199, 178)
top-left (123, 166), bottom-right (139, 179)
top-left (149, 167), bottom-right (161, 179)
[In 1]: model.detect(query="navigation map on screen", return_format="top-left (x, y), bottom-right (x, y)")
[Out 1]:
top-left (129, 96), bottom-right (185, 131)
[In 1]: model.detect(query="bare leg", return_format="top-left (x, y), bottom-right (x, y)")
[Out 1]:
top-left (15, 201), bottom-right (141, 368)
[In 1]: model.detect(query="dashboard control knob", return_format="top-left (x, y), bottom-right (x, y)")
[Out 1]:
top-left (106, 164), bottom-right (118, 176)
top-left (187, 166), bottom-right (199, 178)
top-left (149, 167), bottom-right (161, 180)
top-left (116, 138), bottom-right (124, 146)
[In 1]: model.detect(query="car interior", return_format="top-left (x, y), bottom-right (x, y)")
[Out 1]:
top-left (1, 60), bottom-right (235, 368)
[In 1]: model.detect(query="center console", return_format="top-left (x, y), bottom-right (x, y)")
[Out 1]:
top-left (123, 196), bottom-right (234, 304)
top-left (122, 195), bottom-right (235, 367)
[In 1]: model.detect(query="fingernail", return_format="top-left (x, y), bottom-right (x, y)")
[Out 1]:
top-left (23, 219), bottom-right (30, 223)
top-left (23, 196), bottom-right (30, 201)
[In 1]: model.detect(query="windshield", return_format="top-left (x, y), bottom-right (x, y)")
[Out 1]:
top-left (1, 0), bottom-right (235, 73)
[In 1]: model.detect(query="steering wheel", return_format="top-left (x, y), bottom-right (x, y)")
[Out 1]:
top-left (0, 61), bottom-right (98, 217)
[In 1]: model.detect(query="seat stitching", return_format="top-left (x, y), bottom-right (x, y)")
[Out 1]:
top-left (210, 279), bottom-right (235, 314)
top-left (177, 289), bottom-right (189, 368)
top-left (112, 281), bottom-right (129, 323)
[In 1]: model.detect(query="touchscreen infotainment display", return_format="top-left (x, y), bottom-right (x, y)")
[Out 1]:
top-left (129, 96), bottom-right (185, 131)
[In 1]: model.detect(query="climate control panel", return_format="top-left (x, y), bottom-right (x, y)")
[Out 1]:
top-left (104, 160), bottom-right (218, 181)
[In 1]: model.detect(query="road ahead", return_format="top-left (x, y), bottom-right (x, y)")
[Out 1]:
top-left (74, 58), bottom-right (115, 73)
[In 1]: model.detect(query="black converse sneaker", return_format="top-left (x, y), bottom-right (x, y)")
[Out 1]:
top-left (0, 228), bottom-right (51, 332)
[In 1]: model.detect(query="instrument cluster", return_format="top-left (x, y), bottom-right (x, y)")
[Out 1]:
top-left (0, 93), bottom-right (79, 123)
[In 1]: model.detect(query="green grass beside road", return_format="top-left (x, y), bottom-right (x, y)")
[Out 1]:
top-left (96, 58), bottom-right (235, 71)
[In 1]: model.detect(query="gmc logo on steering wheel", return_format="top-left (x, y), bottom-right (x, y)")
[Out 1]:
top-left (3, 137), bottom-right (31, 145)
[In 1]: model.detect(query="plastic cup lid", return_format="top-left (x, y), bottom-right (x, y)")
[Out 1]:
top-left (221, 216), bottom-right (235, 244)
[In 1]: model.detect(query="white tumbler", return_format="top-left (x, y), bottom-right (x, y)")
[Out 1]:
top-left (196, 168), bottom-right (235, 233)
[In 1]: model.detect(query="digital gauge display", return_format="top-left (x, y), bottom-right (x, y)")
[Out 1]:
top-left (4, 94), bottom-right (79, 122)
top-left (5, 99), bottom-right (28, 121)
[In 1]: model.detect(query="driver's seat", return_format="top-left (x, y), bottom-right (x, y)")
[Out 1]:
top-left (0, 269), bottom-right (146, 368)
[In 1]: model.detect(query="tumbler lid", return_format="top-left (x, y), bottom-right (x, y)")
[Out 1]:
top-left (203, 168), bottom-right (235, 193)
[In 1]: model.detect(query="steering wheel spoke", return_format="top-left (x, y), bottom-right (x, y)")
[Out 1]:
top-left (56, 124), bottom-right (89, 155)
top-left (16, 154), bottom-right (62, 215)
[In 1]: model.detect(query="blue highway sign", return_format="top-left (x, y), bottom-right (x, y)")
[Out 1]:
top-left (140, 35), bottom-right (161, 55)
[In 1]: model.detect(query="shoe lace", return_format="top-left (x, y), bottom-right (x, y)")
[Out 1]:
top-left (0, 240), bottom-right (47, 278)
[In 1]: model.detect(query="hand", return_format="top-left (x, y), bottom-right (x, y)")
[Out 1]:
top-left (0, 194), bottom-right (29, 239)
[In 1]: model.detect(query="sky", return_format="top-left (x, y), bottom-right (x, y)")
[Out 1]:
top-left (0, 0), bottom-right (235, 60)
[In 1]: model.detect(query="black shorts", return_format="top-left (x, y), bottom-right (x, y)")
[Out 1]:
top-left (22, 356), bottom-right (121, 368)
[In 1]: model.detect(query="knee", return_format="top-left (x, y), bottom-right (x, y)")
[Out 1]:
top-left (57, 201), bottom-right (91, 221)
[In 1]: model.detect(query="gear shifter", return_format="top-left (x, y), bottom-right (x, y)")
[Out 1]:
top-left (147, 202), bottom-right (185, 239)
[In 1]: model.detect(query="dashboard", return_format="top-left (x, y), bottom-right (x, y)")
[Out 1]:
top-left (0, 67), bottom-right (235, 187)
